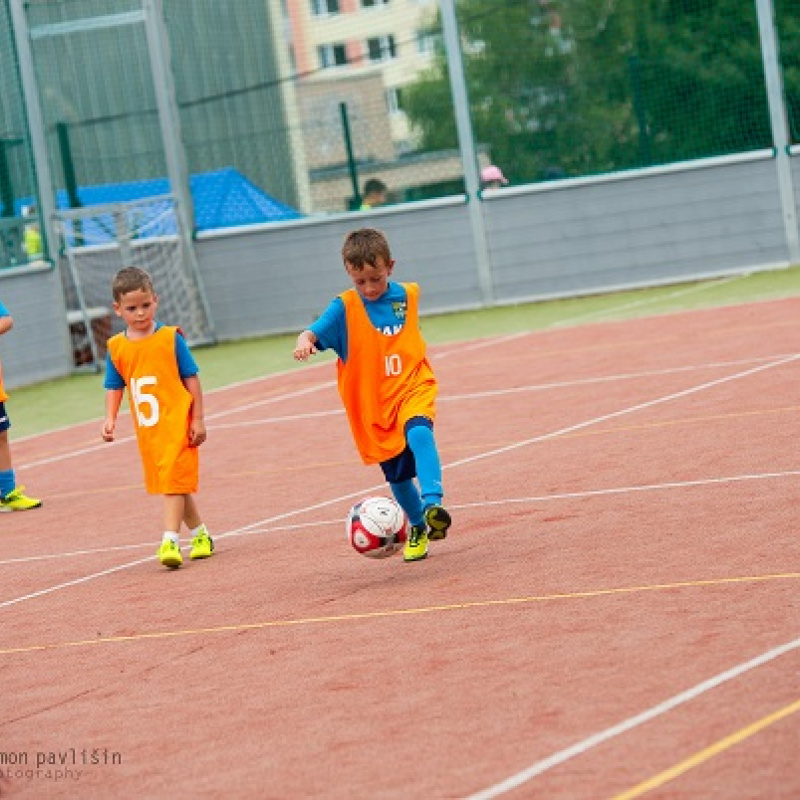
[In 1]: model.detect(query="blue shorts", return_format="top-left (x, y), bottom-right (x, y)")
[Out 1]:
top-left (0, 403), bottom-right (9, 433)
top-left (379, 416), bottom-right (432, 484)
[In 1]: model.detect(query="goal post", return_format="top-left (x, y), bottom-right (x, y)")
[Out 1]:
top-left (54, 194), bottom-right (215, 371)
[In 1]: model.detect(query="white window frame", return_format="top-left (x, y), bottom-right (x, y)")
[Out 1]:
top-left (311, 0), bottom-right (340, 17)
top-left (366, 34), bottom-right (396, 63)
top-left (317, 43), bottom-right (348, 69)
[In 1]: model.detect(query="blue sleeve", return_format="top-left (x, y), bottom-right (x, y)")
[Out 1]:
top-left (0, 298), bottom-right (9, 318)
top-left (103, 352), bottom-right (126, 390)
top-left (175, 331), bottom-right (199, 378)
top-left (309, 297), bottom-right (347, 362)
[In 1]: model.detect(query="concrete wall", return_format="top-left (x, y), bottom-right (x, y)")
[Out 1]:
top-left (0, 263), bottom-right (72, 391)
top-left (195, 150), bottom-right (793, 340)
top-left (4, 150), bottom-right (798, 389)
top-left (483, 151), bottom-right (789, 304)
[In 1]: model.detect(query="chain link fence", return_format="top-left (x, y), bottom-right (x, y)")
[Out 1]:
top-left (0, 0), bottom-right (798, 268)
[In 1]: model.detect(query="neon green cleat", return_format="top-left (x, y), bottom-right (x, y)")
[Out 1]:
top-left (403, 523), bottom-right (429, 562)
top-left (0, 487), bottom-right (42, 512)
top-left (158, 539), bottom-right (183, 569)
top-left (424, 504), bottom-right (451, 541)
top-left (189, 528), bottom-right (214, 560)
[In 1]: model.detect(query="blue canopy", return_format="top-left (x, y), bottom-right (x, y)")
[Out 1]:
top-left (17, 167), bottom-right (302, 238)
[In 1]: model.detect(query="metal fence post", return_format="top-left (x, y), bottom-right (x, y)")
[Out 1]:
top-left (755, 0), bottom-right (800, 265)
top-left (440, 0), bottom-right (494, 305)
top-left (8, 0), bottom-right (58, 263)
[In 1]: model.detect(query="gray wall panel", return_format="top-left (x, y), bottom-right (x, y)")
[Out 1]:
top-left (6, 154), bottom-right (800, 388)
top-left (0, 266), bottom-right (72, 390)
top-left (484, 157), bottom-right (788, 303)
top-left (196, 198), bottom-right (481, 340)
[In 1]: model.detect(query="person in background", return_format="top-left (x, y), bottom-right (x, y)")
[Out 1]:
top-left (22, 206), bottom-right (42, 260)
top-left (293, 227), bottom-right (452, 563)
top-left (0, 297), bottom-right (42, 511)
top-left (360, 178), bottom-right (388, 210)
top-left (480, 165), bottom-right (508, 194)
top-left (102, 266), bottom-right (214, 570)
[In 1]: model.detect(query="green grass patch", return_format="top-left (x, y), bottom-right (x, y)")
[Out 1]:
top-left (10, 265), bottom-right (800, 439)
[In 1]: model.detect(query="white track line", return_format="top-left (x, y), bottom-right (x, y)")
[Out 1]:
top-left (4, 469), bottom-right (799, 568)
top-left (18, 381), bottom-right (337, 469)
top-left (445, 353), bottom-right (800, 471)
top-left (465, 636), bottom-right (800, 799)
top-left (3, 353), bottom-right (798, 611)
top-left (17, 353), bottom-right (797, 467)
top-left (0, 556), bottom-right (156, 610)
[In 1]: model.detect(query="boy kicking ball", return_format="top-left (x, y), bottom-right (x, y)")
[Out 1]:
top-left (293, 227), bottom-right (452, 561)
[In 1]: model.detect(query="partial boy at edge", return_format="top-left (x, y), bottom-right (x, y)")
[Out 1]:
top-left (0, 297), bottom-right (42, 511)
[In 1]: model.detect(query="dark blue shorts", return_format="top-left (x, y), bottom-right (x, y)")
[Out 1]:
top-left (0, 403), bottom-right (9, 433)
top-left (379, 416), bottom-right (432, 484)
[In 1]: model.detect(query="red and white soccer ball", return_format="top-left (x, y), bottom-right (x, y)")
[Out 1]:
top-left (346, 496), bottom-right (408, 559)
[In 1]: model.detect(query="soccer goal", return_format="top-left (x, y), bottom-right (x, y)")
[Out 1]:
top-left (54, 195), bottom-right (215, 370)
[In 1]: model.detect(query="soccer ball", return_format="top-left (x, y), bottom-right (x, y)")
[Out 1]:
top-left (346, 496), bottom-right (408, 559)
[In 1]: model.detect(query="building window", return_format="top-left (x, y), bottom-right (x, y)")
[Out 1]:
top-left (386, 87), bottom-right (404, 114)
top-left (318, 43), bottom-right (348, 69)
top-left (361, 0), bottom-right (390, 6)
top-left (416, 30), bottom-right (437, 55)
top-left (311, 0), bottom-right (339, 16)
top-left (366, 35), bottom-right (396, 63)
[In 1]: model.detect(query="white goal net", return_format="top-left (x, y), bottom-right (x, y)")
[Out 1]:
top-left (54, 195), bottom-right (215, 369)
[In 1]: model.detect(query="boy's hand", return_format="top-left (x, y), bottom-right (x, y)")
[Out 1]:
top-left (101, 420), bottom-right (115, 442)
top-left (189, 418), bottom-right (207, 447)
top-left (293, 331), bottom-right (318, 361)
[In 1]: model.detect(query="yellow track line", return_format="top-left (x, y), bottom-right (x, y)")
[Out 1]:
top-left (2, 571), bottom-right (799, 657)
top-left (612, 696), bottom-right (800, 799)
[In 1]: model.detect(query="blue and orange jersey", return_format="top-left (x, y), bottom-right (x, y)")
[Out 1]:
top-left (106, 325), bottom-right (199, 494)
top-left (336, 283), bottom-right (437, 464)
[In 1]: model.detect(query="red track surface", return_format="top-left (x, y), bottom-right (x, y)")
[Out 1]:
top-left (2, 298), bottom-right (800, 798)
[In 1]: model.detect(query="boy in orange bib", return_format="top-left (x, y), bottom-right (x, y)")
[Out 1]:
top-left (294, 228), bottom-right (452, 562)
top-left (102, 267), bottom-right (213, 569)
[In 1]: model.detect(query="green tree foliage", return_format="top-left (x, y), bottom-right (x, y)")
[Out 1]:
top-left (404, 0), bottom-right (797, 186)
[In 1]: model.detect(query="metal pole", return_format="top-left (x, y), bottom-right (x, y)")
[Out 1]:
top-left (9, 0), bottom-right (59, 262)
top-left (142, 0), bottom-right (195, 234)
top-left (340, 102), bottom-right (361, 209)
top-left (755, 0), bottom-right (800, 265)
top-left (440, 0), bottom-right (494, 304)
top-left (143, 0), bottom-right (215, 341)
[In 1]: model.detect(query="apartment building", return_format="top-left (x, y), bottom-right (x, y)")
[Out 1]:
top-left (284, 0), bottom-right (468, 213)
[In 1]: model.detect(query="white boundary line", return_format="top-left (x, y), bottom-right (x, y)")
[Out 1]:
top-left (444, 353), bottom-right (800, 471)
top-left (3, 352), bottom-right (798, 612)
top-left (16, 353), bottom-right (797, 468)
top-left (3, 468), bottom-right (799, 568)
top-left (465, 636), bottom-right (800, 799)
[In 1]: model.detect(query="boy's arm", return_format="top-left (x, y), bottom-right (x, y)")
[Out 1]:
top-left (293, 329), bottom-right (319, 361)
top-left (0, 315), bottom-right (13, 336)
top-left (183, 374), bottom-right (207, 447)
top-left (102, 389), bottom-right (124, 441)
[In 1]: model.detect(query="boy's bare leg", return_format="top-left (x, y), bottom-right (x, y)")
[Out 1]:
top-left (163, 494), bottom-right (186, 534)
top-left (183, 494), bottom-right (202, 530)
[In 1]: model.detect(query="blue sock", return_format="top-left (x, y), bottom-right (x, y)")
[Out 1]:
top-left (0, 469), bottom-right (15, 498)
top-left (389, 479), bottom-right (424, 527)
top-left (406, 424), bottom-right (443, 508)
